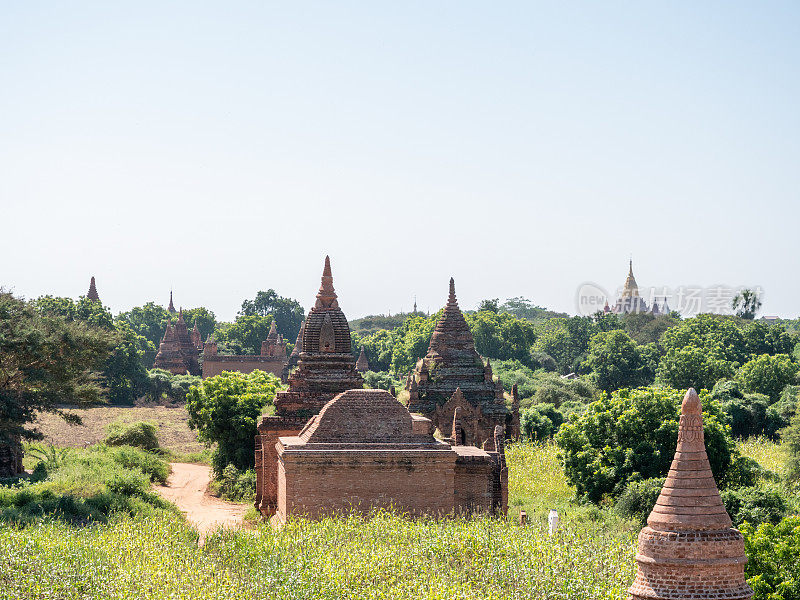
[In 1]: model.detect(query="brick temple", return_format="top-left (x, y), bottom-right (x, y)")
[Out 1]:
top-left (281, 320), bottom-right (304, 383)
top-left (202, 320), bottom-right (287, 379)
top-left (627, 388), bottom-right (752, 600)
top-left (255, 256), bottom-right (363, 517)
top-left (355, 346), bottom-right (370, 373)
top-left (152, 309), bottom-right (201, 376)
top-left (86, 276), bottom-right (100, 303)
top-left (274, 389), bottom-right (507, 523)
top-left (407, 278), bottom-right (518, 449)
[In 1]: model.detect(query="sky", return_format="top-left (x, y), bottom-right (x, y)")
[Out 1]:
top-left (2, 2), bottom-right (799, 322)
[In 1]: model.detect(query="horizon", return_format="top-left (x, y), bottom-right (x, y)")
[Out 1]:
top-left (3, 3), bottom-right (799, 321)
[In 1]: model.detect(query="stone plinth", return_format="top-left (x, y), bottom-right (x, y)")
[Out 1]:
top-left (627, 388), bottom-right (752, 600)
top-left (274, 389), bottom-right (504, 523)
top-left (407, 278), bottom-right (515, 450)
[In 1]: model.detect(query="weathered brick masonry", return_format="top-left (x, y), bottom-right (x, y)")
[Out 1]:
top-left (627, 388), bottom-right (752, 600)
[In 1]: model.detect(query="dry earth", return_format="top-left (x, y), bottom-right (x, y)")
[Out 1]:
top-left (154, 463), bottom-right (248, 540)
top-left (34, 405), bottom-right (203, 453)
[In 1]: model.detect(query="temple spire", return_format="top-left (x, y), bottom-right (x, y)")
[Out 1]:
top-left (87, 276), bottom-right (100, 302)
top-left (168, 291), bottom-right (176, 313)
top-left (448, 277), bottom-right (457, 305)
top-left (315, 255), bottom-right (338, 308)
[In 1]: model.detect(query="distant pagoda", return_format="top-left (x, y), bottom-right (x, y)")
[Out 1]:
top-left (407, 278), bottom-right (514, 450)
top-left (153, 308), bottom-right (201, 375)
top-left (355, 347), bottom-right (370, 373)
top-left (86, 276), bottom-right (100, 303)
top-left (281, 320), bottom-right (305, 383)
top-left (610, 260), bottom-right (670, 315)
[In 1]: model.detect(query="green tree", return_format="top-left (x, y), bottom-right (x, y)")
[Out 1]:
top-left (467, 310), bottom-right (537, 365)
top-left (782, 410), bottom-right (800, 480)
top-left (732, 288), bottom-right (763, 320)
top-left (742, 516), bottom-right (800, 599)
top-left (660, 314), bottom-right (748, 364)
top-left (214, 315), bottom-right (275, 355)
top-left (555, 387), bottom-right (733, 503)
top-left (736, 354), bottom-right (799, 402)
top-left (477, 298), bottom-right (499, 313)
top-left (186, 370), bottom-right (280, 474)
top-left (657, 346), bottom-right (736, 392)
top-left (533, 316), bottom-right (596, 374)
top-left (178, 307), bottom-right (217, 342)
top-left (115, 302), bottom-right (172, 348)
top-left (351, 329), bottom-right (395, 372)
top-left (239, 289), bottom-right (304, 341)
top-left (0, 292), bottom-right (112, 446)
top-left (390, 314), bottom-right (438, 375)
top-left (585, 330), bottom-right (655, 392)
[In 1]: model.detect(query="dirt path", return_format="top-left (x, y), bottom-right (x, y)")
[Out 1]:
top-left (154, 463), bottom-right (248, 539)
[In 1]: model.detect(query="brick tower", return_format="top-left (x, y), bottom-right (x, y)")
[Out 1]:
top-left (86, 276), bottom-right (100, 303)
top-left (255, 256), bottom-right (363, 517)
top-left (355, 347), bottom-right (370, 373)
top-left (407, 278), bottom-right (513, 449)
top-left (627, 388), bottom-right (752, 600)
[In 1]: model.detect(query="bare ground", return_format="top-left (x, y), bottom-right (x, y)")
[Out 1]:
top-left (34, 405), bottom-right (203, 453)
top-left (154, 463), bottom-right (248, 540)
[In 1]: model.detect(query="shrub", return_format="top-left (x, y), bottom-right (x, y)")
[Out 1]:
top-left (186, 370), bottom-right (280, 474)
top-left (362, 370), bottom-right (397, 391)
top-left (556, 386), bottom-right (734, 503)
top-left (736, 354), bottom-right (799, 402)
top-left (520, 404), bottom-right (564, 440)
top-left (721, 395), bottom-right (785, 440)
top-left (210, 464), bottom-right (256, 503)
top-left (614, 477), bottom-right (665, 526)
top-left (721, 485), bottom-right (790, 528)
top-left (742, 515), bottom-right (800, 599)
top-left (145, 368), bottom-right (201, 404)
top-left (104, 421), bottom-right (160, 451)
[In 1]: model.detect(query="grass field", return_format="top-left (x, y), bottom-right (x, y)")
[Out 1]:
top-left (33, 405), bottom-right (204, 454)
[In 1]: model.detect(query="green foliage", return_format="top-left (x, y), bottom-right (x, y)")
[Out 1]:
top-left (214, 314), bottom-right (275, 355)
top-left (737, 354), bottom-right (799, 402)
top-left (613, 477), bottom-right (665, 526)
top-left (721, 485), bottom-right (790, 527)
top-left (144, 369), bottom-right (201, 404)
top-left (186, 370), bottom-right (280, 474)
top-left (0, 509), bottom-right (637, 599)
top-left (103, 322), bottom-right (150, 404)
top-left (239, 289), bottom-right (304, 342)
top-left (0, 292), bottom-right (111, 445)
top-left (773, 385), bottom-right (800, 424)
top-left (349, 313), bottom-right (411, 334)
top-left (115, 302), bottom-right (173, 348)
top-left (351, 329), bottom-right (395, 372)
top-left (0, 444), bottom-right (171, 524)
top-left (491, 360), bottom-right (598, 408)
top-left (362, 371), bottom-right (398, 391)
top-left (556, 387), bottom-right (734, 503)
top-left (34, 295), bottom-right (115, 329)
top-left (782, 410), bottom-right (800, 481)
top-left (104, 421), bottom-right (160, 451)
top-left (390, 314), bottom-right (439, 375)
top-left (210, 464), bottom-right (256, 503)
top-left (520, 403), bottom-right (564, 440)
top-left (742, 516), bottom-right (800, 599)
top-left (584, 330), bottom-right (656, 392)
top-left (466, 310), bottom-right (537, 365)
top-left (732, 288), bottom-right (763, 320)
top-left (621, 313), bottom-right (679, 346)
top-left (657, 345), bottom-right (736, 392)
top-left (500, 296), bottom-right (569, 322)
top-left (533, 316), bottom-right (595, 374)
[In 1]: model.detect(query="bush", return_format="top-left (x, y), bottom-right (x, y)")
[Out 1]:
top-left (210, 464), bottom-right (256, 503)
top-left (362, 370), bottom-right (397, 391)
top-left (742, 515), bottom-right (800, 599)
top-left (104, 421), bottom-right (160, 451)
top-left (145, 368), bottom-right (201, 404)
top-left (721, 485), bottom-right (790, 528)
top-left (721, 395), bottom-right (785, 440)
top-left (555, 386), bottom-right (734, 503)
top-left (0, 445), bottom-right (172, 523)
top-left (736, 354), bottom-right (799, 402)
top-left (520, 404), bottom-right (564, 440)
top-left (186, 370), bottom-right (280, 474)
top-left (614, 477), bottom-right (665, 526)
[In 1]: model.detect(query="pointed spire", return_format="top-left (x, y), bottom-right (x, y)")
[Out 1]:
top-left (168, 291), bottom-right (176, 313)
top-left (646, 388), bottom-right (731, 531)
top-left (177, 307), bottom-right (184, 324)
top-left (86, 276), bottom-right (100, 302)
top-left (448, 277), bottom-right (457, 305)
top-left (356, 347), bottom-right (369, 373)
top-left (315, 255), bottom-right (338, 308)
top-left (266, 320), bottom-right (279, 342)
top-left (291, 321), bottom-right (305, 357)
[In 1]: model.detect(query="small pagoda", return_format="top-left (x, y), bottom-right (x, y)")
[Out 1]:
top-left (407, 278), bottom-right (515, 450)
top-left (255, 256), bottom-right (363, 517)
top-left (153, 309), bottom-right (201, 376)
top-left (627, 388), bottom-right (752, 600)
top-left (86, 276), bottom-right (100, 303)
top-left (281, 320), bottom-right (304, 383)
top-left (355, 347), bottom-right (370, 373)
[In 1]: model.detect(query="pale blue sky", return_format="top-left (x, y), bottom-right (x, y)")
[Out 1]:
top-left (2, 2), bottom-right (798, 321)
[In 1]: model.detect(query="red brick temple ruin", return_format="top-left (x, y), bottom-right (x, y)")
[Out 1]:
top-left (281, 320), bottom-right (304, 383)
top-left (255, 256), bottom-right (364, 517)
top-left (202, 320), bottom-right (287, 379)
top-left (86, 276), bottom-right (100, 303)
top-left (627, 388), bottom-right (752, 600)
top-left (152, 309), bottom-right (201, 376)
top-left (274, 389), bottom-right (507, 523)
top-left (406, 278), bottom-right (518, 449)
top-left (355, 346), bottom-right (370, 373)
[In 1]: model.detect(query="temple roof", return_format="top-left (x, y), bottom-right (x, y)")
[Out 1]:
top-left (646, 388), bottom-right (732, 531)
top-left (302, 256), bottom-right (352, 354)
top-left (621, 260), bottom-right (640, 298)
top-left (427, 278), bottom-right (476, 358)
top-left (87, 276), bottom-right (100, 303)
top-left (266, 320), bottom-right (279, 343)
top-left (356, 347), bottom-right (370, 372)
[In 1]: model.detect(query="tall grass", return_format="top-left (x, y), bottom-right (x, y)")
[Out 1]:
top-left (0, 511), bottom-right (636, 600)
top-left (737, 437), bottom-right (787, 476)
